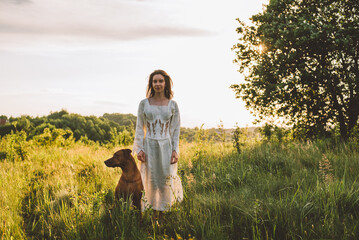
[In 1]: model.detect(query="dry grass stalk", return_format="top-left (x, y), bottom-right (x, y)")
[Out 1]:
top-left (319, 154), bottom-right (334, 184)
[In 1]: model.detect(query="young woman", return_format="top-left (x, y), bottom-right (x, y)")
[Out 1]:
top-left (133, 69), bottom-right (183, 213)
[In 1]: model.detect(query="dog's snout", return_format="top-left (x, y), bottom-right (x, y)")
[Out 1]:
top-left (104, 158), bottom-right (114, 167)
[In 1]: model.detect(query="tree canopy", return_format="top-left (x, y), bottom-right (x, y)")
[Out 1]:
top-left (231, 0), bottom-right (359, 139)
top-left (0, 110), bottom-right (136, 145)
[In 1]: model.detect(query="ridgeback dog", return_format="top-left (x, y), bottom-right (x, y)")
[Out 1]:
top-left (104, 149), bottom-right (143, 211)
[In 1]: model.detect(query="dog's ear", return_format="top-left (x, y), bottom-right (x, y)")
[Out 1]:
top-left (123, 149), bottom-right (132, 158)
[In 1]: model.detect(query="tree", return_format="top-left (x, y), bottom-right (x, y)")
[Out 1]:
top-left (231, 0), bottom-right (359, 139)
top-left (102, 113), bottom-right (137, 130)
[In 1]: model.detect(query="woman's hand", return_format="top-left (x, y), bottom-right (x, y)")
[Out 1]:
top-left (137, 150), bottom-right (146, 162)
top-left (171, 151), bottom-right (179, 164)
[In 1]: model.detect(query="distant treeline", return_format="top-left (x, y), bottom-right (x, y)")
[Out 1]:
top-left (0, 110), bottom-right (136, 145)
top-left (181, 126), bottom-right (260, 143)
top-left (0, 111), bottom-right (264, 145)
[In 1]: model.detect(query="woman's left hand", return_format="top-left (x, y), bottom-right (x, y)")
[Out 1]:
top-left (171, 151), bottom-right (178, 164)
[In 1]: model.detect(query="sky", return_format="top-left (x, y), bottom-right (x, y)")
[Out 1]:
top-left (0, 0), bottom-right (268, 128)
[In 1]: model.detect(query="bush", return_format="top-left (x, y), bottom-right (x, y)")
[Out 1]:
top-left (0, 130), bottom-right (29, 161)
top-left (259, 123), bottom-right (290, 142)
top-left (33, 128), bottom-right (75, 147)
top-left (232, 123), bottom-right (245, 154)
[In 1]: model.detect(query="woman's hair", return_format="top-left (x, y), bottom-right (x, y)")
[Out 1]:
top-left (146, 69), bottom-right (174, 99)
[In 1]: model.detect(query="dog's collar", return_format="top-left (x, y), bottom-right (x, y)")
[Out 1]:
top-left (121, 176), bottom-right (142, 183)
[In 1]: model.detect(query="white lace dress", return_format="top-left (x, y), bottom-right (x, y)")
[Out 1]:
top-left (133, 98), bottom-right (183, 211)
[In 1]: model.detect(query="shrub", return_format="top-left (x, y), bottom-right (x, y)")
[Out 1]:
top-left (0, 130), bottom-right (29, 161)
top-left (33, 128), bottom-right (75, 147)
top-left (232, 123), bottom-right (245, 154)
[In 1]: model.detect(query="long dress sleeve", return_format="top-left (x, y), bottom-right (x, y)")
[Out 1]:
top-left (169, 100), bottom-right (180, 154)
top-left (133, 99), bottom-right (146, 154)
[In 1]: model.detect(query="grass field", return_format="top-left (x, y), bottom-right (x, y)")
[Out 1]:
top-left (1, 134), bottom-right (359, 239)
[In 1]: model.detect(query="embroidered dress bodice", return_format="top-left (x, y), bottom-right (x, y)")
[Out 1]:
top-left (133, 98), bottom-right (180, 154)
top-left (145, 109), bottom-right (171, 140)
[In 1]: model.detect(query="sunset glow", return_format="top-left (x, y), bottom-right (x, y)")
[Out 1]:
top-left (0, 0), bottom-right (268, 128)
top-left (258, 44), bottom-right (265, 54)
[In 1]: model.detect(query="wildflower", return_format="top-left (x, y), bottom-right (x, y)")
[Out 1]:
top-left (175, 233), bottom-right (183, 240)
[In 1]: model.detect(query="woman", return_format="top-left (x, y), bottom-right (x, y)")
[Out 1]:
top-left (133, 69), bottom-right (183, 213)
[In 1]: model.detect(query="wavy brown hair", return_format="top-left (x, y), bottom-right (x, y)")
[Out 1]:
top-left (146, 69), bottom-right (174, 99)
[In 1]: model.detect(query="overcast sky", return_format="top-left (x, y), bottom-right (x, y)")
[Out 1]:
top-left (0, 0), bottom-right (268, 128)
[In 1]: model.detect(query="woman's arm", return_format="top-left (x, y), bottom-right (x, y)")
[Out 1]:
top-left (169, 101), bottom-right (181, 157)
top-left (133, 100), bottom-right (146, 159)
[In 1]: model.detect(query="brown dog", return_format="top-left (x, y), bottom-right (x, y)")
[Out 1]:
top-left (104, 149), bottom-right (143, 211)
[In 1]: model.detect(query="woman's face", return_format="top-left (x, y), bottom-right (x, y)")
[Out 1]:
top-left (152, 74), bottom-right (166, 94)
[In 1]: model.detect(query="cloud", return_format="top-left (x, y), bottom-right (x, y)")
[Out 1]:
top-left (0, 0), bottom-right (211, 45)
top-left (0, 90), bottom-right (129, 117)
top-left (93, 101), bottom-right (126, 107)
top-left (2, 0), bottom-right (32, 5)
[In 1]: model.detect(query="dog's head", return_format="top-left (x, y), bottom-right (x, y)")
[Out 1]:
top-left (104, 149), bottom-right (132, 168)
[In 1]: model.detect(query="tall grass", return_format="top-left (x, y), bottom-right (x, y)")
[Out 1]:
top-left (1, 136), bottom-right (359, 239)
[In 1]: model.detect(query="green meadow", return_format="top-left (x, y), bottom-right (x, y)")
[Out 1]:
top-left (1, 130), bottom-right (359, 239)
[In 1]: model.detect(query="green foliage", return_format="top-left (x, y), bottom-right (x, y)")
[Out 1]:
top-left (107, 129), bottom-right (133, 148)
top-left (217, 120), bottom-right (226, 143)
top-left (79, 135), bottom-right (97, 146)
top-left (0, 124), bottom-right (16, 137)
top-left (0, 130), bottom-right (29, 161)
top-left (259, 123), bottom-right (273, 142)
top-left (181, 125), bottom-right (233, 143)
top-left (102, 113), bottom-right (136, 131)
top-left (348, 125), bottom-right (359, 149)
top-left (33, 128), bottom-right (75, 147)
top-left (232, 123), bottom-right (244, 154)
top-left (1, 110), bottom-right (135, 146)
top-left (12, 116), bottom-right (33, 132)
top-left (1, 139), bottom-right (359, 239)
top-left (180, 127), bottom-right (197, 142)
top-left (259, 123), bottom-right (290, 142)
top-left (28, 123), bottom-right (56, 139)
top-left (232, 0), bottom-right (359, 139)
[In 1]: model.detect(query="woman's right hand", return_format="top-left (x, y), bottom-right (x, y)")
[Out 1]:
top-left (137, 150), bottom-right (146, 162)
